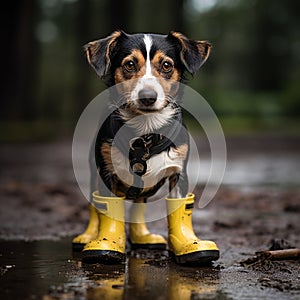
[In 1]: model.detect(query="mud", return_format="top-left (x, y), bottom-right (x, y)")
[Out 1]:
top-left (0, 136), bottom-right (299, 299)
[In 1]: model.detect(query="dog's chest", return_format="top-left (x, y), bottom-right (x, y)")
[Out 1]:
top-left (111, 144), bottom-right (187, 188)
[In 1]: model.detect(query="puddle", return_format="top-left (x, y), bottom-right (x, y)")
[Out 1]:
top-left (1, 239), bottom-right (299, 299)
top-left (0, 239), bottom-right (222, 300)
top-left (189, 153), bottom-right (300, 188)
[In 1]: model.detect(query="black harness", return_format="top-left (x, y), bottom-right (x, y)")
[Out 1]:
top-left (96, 106), bottom-right (186, 199)
top-left (127, 133), bottom-right (174, 199)
top-left (129, 134), bottom-right (165, 176)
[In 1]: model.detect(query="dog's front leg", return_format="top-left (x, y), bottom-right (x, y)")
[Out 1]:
top-left (169, 174), bottom-right (182, 198)
top-left (168, 172), bottom-right (188, 198)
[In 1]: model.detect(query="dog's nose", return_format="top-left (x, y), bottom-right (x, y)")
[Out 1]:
top-left (138, 89), bottom-right (157, 106)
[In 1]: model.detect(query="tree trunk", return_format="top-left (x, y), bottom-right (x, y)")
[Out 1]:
top-left (0, 1), bottom-right (39, 121)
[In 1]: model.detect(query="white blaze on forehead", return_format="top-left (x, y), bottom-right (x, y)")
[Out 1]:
top-left (143, 34), bottom-right (153, 77)
top-left (129, 34), bottom-right (166, 111)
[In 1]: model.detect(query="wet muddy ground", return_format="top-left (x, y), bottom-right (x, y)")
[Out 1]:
top-left (0, 136), bottom-right (299, 299)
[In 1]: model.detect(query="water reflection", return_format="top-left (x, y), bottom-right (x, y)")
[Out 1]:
top-left (80, 252), bottom-right (219, 300)
top-left (0, 240), bottom-right (220, 300)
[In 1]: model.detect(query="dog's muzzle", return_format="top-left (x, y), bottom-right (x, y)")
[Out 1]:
top-left (138, 88), bottom-right (157, 107)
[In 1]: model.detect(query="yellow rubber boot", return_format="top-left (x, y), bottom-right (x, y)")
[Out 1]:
top-left (82, 191), bottom-right (126, 264)
top-left (129, 203), bottom-right (167, 250)
top-left (72, 204), bottom-right (99, 251)
top-left (166, 193), bottom-right (219, 264)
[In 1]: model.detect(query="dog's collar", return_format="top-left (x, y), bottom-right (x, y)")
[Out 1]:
top-left (107, 106), bottom-right (183, 155)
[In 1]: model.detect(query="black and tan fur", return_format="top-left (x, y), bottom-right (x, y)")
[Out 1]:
top-left (85, 31), bottom-right (211, 201)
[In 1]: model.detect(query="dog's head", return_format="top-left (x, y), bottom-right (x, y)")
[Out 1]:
top-left (84, 31), bottom-right (211, 114)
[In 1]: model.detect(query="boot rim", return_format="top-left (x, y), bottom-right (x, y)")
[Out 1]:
top-left (93, 190), bottom-right (126, 200)
top-left (165, 192), bottom-right (194, 201)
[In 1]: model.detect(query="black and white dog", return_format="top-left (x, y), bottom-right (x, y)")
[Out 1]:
top-left (86, 31), bottom-right (211, 200)
top-left (74, 31), bottom-right (219, 264)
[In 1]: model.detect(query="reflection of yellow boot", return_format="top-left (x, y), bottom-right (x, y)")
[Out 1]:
top-left (166, 193), bottom-right (219, 264)
top-left (82, 191), bottom-right (126, 264)
top-left (167, 265), bottom-right (218, 300)
top-left (129, 203), bottom-right (167, 250)
top-left (72, 204), bottom-right (99, 251)
top-left (87, 276), bottom-right (125, 300)
top-left (86, 265), bottom-right (126, 300)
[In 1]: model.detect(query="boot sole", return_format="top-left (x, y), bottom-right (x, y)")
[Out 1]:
top-left (72, 242), bottom-right (85, 252)
top-left (130, 240), bottom-right (167, 250)
top-left (81, 250), bottom-right (126, 264)
top-left (173, 250), bottom-right (220, 265)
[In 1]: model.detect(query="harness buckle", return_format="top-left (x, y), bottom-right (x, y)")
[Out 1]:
top-left (130, 159), bottom-right (147, 176)
top-left (129, 137), bottom-right (150, 176)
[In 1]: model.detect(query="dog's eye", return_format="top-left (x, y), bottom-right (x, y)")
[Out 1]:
top-left (123, 60), bottom-right (136, 72)
top-left (161, 61), bottom-right (173, 73)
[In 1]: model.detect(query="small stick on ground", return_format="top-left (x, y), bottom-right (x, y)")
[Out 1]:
top-left (256, 249), bottom-right (300, 261)
top-left (241, 248), bottom-right (300, 267)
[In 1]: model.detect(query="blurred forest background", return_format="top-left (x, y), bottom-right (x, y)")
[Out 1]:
top-left (1, 0), bottom-right (300, 142)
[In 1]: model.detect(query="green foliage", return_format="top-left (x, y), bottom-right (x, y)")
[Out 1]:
top-left (280, 70), bottom-right (300, 116)
top-left (186, 0), bottom-right (300, 130)
top-left (2, 0), bottom-right (299, 142)
top-left (0, 120), bottom-right (61, 143)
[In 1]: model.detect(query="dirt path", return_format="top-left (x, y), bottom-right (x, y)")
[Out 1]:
top-left (0, 136), bottom-right (299, 299)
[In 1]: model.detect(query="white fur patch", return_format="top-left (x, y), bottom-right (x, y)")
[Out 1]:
top-left (111, 144), bottom-right (184, 190)
top-left (143, 148), bottom-right (184, 188)
top-left (120, 106), bottom-right (174, 135)
top-left (143, 35), bottom-right (153, 77)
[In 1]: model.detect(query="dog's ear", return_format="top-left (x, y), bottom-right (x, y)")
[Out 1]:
top-left (168, 31), bottom-right (211, 75)
top-left (84, 30), bottom-right (124, 78)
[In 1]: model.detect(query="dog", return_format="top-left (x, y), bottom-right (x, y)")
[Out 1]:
top-left (73, 31), bottom-right (220, 264)
top-left (88, 31), bottom-right (210, 199)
